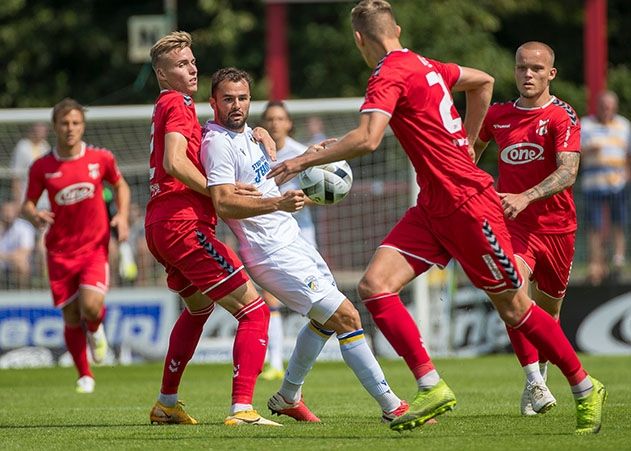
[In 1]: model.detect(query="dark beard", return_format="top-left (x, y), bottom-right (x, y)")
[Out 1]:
top-left (223, 112), bottom-right (248, 131)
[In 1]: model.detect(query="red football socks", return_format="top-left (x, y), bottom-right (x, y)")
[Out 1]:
top-left (506, 323), bottom-right (539, 367)
top-left (231, 297), bottom-right (270, 405)
top-left (85, 306), bottom-right (106, 333)
top-left (514, 303), bottom-right (587, 385)
top-left (363, 293), bottom-right (434, 379)
top-left (64, 323), bottom-right (92, 378)
top-left (160, 304), bottom-right (214, 395)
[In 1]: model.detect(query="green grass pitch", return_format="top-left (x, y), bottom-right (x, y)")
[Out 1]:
top-left (1, 355), bottom-right (629, 450)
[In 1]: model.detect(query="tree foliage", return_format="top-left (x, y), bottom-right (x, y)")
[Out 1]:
top-left (0, 0), bottom-right (630, 121)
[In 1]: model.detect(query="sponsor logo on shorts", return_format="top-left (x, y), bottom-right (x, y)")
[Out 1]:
top-left (304, 275), bottom-right (319, 291)
top-left (54, 182), bottom-right (96, 205)
top-left (482, 254), bottom-right (503, 281)
top-left (500, 143), bottom-right (544, 165)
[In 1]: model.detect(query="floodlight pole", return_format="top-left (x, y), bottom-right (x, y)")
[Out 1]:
top-left (266, 2), bottom-right (290, 100)
top-left (584, 0), bottom-right (607, 114)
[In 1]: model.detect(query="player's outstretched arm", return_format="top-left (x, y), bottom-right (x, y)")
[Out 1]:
top-left (453, 67), bottom-right (494, 148)
top-left (268, 112), bottom-right (389, 185)
top-left (209, 184), bottom-right (304, 220)
top-left (163, 132), bottom-right (210, 197)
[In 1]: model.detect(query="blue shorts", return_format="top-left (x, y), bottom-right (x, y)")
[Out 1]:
top-left (583, 187), bottom-right (629, 229)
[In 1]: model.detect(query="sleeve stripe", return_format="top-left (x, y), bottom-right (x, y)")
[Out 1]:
top-left (360, 108), bottom-right (392, 118)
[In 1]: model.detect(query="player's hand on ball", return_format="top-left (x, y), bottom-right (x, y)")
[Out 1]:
top-left (278, 189), bottom-right (305, 212)
top-left (235, 182), bottom-right (262, 197)
top-left (268, 157), bottom-right (303, 185)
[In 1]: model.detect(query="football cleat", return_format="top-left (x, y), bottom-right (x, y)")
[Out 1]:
top-left (382, 400), bottom-right (409, 423)
top-left (87, 324), bottom-right (109, 364)
top-left (268, 393), bottom-right (321, 422)
top-left (260, 365), bottom-right (285, 381)
top-left (75, 375), bottom-right (95, 394)
top-left (575, 376), bottom-right (607, 435)
top-left (150, 400), bottom-right (198, 425)
top-left (523, 382), bottom-right (556, 415)
top-left (224, 409), bottom-right (283, 426)
top-left (390, 379), bottom-right (456, 432)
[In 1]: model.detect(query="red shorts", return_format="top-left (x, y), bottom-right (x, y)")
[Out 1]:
top-left (47, 247), bottom-right (109, 308)
top-left (382, 187), bottom-right (522, 293)
top-left (509, 223), bottom-right (575, 299)
top-left (145, 219), bottom-right (249, 300)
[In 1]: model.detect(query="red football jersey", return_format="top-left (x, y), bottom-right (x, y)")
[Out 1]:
top-left (361, 49), bottom-right (494, 217)
top-left (26, 143), bottom-right (121, 256)
top-left (479, 96), bottom-right (580, 233)
top-left (145, 90), bottom-right (216, 226)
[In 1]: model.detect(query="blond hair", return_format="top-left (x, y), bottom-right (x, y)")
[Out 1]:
top-left (150, 31), bottom-right (192, 69)
top-left (351, 0), bottom-right (398, 42)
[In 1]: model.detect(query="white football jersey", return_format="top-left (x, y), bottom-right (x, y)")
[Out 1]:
top-left (201, 121), bottom-right (300, 264)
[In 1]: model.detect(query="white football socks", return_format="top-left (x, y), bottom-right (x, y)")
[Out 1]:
top-left (338, 329), bottom-right (401, 413)
top-left (524, 362), bottom-right (546, 385)
top-left (280, 322), bottom-right (333, 403)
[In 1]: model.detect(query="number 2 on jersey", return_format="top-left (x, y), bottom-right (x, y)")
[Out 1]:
top-left (426, 71), bottom-right (462, 133)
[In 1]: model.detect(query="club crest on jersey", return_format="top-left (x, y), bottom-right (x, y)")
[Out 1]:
top-left (500, 143), bottom-right (544, 165)
top-left (304, 275), bottom-right (319, 291)
top-left (54, 182), bottom-right (96, 205)
top-left (536, 119), bottom-right (550, 136)
top-left (88, 163), bottom-right (100, 179)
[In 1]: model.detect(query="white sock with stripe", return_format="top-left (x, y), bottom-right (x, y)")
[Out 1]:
top-left (338, 329), bottom-right (401, 413)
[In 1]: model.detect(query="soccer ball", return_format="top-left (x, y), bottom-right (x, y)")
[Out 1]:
top-left (299, 160), bottom-right (353, 205)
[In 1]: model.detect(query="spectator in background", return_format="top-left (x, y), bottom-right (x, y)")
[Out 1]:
top-left (0, 200), bottom-right (36, 288)
top-left (580, 90), bottom-right (631, 285)
top-left (305, 115), bottom-right (327, 145)
top-left (259, 101), bottom-right (319, 381)
top-left (11, 122), bottom-right (50, 205)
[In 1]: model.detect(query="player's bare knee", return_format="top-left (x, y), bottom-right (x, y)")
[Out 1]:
top-left (357, 274), bottom-right (384, 299)
top-left (487, 289), bottom-right (531, 326)
top-left (326, 300), bottom-right (361, 333)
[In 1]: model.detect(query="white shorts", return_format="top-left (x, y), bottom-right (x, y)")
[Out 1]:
top-left (245, 235), bottom-right (345, 324)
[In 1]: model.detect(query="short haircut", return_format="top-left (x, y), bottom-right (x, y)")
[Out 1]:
top-left (52, 98), bottom-right (85, 124)
top-left (211, 67), bottom-right (253, 96)
top-left (516, 41), bottom-right (556, 66)
top-left (150, 31), bottom-right (192, 69)
top-left (351, 0), bottom-right (398, 42)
